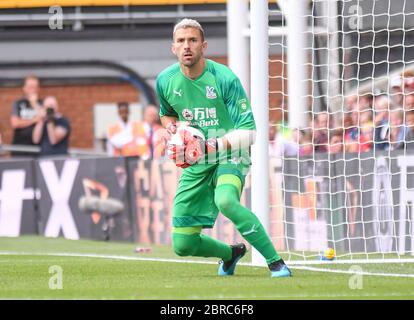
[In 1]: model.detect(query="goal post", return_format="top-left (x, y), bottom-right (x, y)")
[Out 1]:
top-left (250, 0), bottom-right (270, 267)
top-left (248, 0), bottom-right (310, 266)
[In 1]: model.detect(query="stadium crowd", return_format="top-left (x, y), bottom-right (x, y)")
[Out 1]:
top-left (3, 71), bottom-right (414, 160)
top-left (269, 71), bottom-right (414, 157)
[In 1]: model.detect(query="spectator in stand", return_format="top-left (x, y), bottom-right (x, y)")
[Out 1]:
top-left (286, 127), bottom-right (301, 157)
top-left (390, 76), bottom-right (404, 107)
top-left (373, 95), bottom-right (393, 151)
top-left (10, 75), bottom-right (43, 157)
top-left (358, 93), bottom-right (373, 112)
top-left (405, 110), bottom-right (414, 149)
top-left (345, 94), bottom-right (359, 112)
top-left (389, 108), bottom-right (409, 151)
top-left (313, 111), bottom-right (330, 152)
top-left (328, 129), bottom-right (344, 154)
top-left (402, 70), bottom-right (414, 95)
top-left (373, 95), bottom-right (391, 126)
top-left (32, 96), bottom-right (71, 156)
top-left (143, 104), bottom-right (163, 159)
top-left (299, 129), bottom-right (314, 156)
top-left (107, 102), bottom-right (150, 158)
top-left (268, 121), bottom-right (299, 158)
top-left (268, 121), bottom-right (278, 158)
top-left (403, 93), bottom-right (414, 113)
top-left (358, 109), bottom-right (374, 152)
top-left (345, 99), bottom-right (375, 153)
top-left (344, 111), bottom-right (359, 153)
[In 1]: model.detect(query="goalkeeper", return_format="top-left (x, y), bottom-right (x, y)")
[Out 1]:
top-left (156, 18), bottom-right (291, 278)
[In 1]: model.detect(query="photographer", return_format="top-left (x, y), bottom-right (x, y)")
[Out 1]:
top-left (32, 96), bottom-right (70, 156)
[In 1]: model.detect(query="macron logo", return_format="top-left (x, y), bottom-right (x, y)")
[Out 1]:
top-left (173, 89), bottom-right (182, 97)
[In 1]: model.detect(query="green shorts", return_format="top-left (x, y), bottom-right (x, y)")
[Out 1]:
top-left (172, 161), bottom-right (250, 228)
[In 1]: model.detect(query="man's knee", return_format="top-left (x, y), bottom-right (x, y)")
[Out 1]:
top-left (172, 233), bottom-right (199, 257)
top-left (214, 194), bottom-right (235, 215)
top-left (214, 186), bottom-right (240, 216)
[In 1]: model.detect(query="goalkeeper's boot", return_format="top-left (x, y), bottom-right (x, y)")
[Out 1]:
top-left (218, 243), bottom-right (247, 276)
top-left (269, 259), bottom-right (292, 278)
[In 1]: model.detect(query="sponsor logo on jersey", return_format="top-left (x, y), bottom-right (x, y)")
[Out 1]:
top-left (173, 89), bottom-right (182, 97)
top-left (238, 98), bottom-right (248, 110)
top-left (184, 107), bottom-right (219, 127)
top-left (206, 86), bottom-right (217, 99)
top-left (182, 109), bottom-right (194, 121)
top-left (237, 98), bottom-right (252, 115)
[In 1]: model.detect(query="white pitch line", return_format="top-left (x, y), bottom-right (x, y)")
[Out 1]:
top-left (1, 251), bottom-right (414, 279)
top-left (0, 251), bottom-right (220, 265)
top-left (183, 292), bottom-right (414, 299)
top-left (286, 258), bottom-right (414, 265)
top-left (4, 292), bottom-right (414, 300)
top-left (292, 265), bottom-right (414, 278)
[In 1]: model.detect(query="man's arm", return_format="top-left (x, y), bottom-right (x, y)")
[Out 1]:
top-left (160, 115), bottom-right (178, 129)
top-left (32, 113), bottom-right (46, 144)
top-left (218, 129), bottom-right (255, 151)
top-left (10, 97), bottom-right (42, 129)
top-left (47, 120), bottom-right (69, 145)
top-left (215, 75), bottom-right (257, 151)
top-left (11, 115), bottom-right (38, 129)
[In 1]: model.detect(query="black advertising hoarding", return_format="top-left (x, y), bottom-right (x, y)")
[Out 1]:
top-left (0, 159), bottom-right (38, 236)
top-left (126, 158), bottom-right (246, 246)
top-left (283, 150), bottom-right (414, 255)
top-left (125, 158), bottom-right (286, 248)
top-left (1, 151), bottom-right (412, 256)
top-left (35, 156), bottom-right (133, 242)
top-left (126, 158), bottom-right (176, 245)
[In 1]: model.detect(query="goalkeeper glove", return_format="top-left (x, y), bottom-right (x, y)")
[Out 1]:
top-left (166, 125), bottom-right (218, 167)
top-left (166, 121), bottom-right (177, 135)
top-left (184, 136), bottom-right (218, 165)
top-left (166, 123), bottom-right (190, 168)
top-left (167, 143), bottom-right (189, 168)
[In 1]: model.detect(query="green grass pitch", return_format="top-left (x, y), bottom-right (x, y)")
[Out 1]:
top-left (0, 236), bottom-right (413, 300)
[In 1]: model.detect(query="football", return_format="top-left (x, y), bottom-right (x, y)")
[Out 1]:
top-left (169, 124), bottom-right (205, 146)
top-left (323, 248), bottom-right (335, 260)
top-left (167, 124), bottom-right (206, 167)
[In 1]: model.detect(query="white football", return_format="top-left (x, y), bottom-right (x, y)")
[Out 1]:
top-left (169, 125), bottom-right (205, 146)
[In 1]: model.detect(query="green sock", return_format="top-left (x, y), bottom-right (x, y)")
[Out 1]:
top-left (214, 183), bottom-right (281, 265)
top-left (172, 229), bottom-right (232, 261)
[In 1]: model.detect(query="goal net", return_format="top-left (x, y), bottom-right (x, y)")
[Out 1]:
top-left (267, 0), bottom-right (414, 263)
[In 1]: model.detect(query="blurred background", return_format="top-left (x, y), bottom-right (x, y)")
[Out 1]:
top-left (0, 0), bottom-right (284, 154)
top-left (1, 0), bottom-right (414, 261)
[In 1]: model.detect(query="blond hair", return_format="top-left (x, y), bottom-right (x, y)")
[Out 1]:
top-left (173, 18), bottom-right (205, 41)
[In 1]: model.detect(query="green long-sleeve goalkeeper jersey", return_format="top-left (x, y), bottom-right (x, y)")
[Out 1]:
top-left (156, 59), bottom-right (256, 171)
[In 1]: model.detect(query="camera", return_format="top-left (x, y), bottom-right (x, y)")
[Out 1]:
top-left (46, 107), bottom-right (55, 117)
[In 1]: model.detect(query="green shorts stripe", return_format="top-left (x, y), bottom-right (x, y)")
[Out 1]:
top-left (172, 216), bottom-right (216, 228)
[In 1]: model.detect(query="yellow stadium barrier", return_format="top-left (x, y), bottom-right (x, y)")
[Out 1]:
top-left (0, 0), bottom-right (226, 9)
